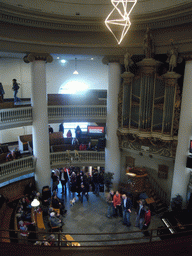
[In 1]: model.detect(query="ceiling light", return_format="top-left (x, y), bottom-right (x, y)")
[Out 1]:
top-left (57, 57), bottom-right (60, 59)
top-left (61, 59), bottom-right (66, 63)
top-left (73, 58), bottom-right (79, 75)
top-left (91, 58), bottom-right (94, 60)
top-left (105, 0), bottom-right (137, 44)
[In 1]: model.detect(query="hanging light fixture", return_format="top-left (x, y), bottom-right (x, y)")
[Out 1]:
top-left (73, 58), bottom-right (79, 75)
top-left (105, 0), bottom-right (137, 44)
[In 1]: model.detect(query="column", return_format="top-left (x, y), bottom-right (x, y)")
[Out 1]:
top-left (24, 53), bottom-right (53, 191)
top-left (171, 60), bottom-right (192, 207)
top-left (105, 62), bottom-right (121, 191)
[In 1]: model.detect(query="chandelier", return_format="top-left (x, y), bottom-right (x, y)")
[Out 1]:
top-left (105, 0), bottom-right (137, 44)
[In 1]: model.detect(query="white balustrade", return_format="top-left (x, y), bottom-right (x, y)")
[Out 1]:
top-left (50, 151), bottom-right (105, 167)
top-left (0, 107), bottom-right (32, 123)
top-left (0, 105), bottom-right (107, 128)
top-left (0, 156), bottom-right (35, 182)
top-left (48, 105), bottom-right (107, 120)
top-left (0, 151), bottom-right (105, 182)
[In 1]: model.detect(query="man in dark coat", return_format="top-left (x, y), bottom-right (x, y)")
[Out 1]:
top-left (121, 194), bottom-right (132, 226)
top-left (59, 168), bottom-right (69, 194)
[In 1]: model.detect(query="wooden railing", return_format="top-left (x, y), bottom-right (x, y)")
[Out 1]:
top-left (146, 173), bottom-right (168, 205)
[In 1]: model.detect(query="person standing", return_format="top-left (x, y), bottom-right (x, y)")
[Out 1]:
top-left (0, 82), bottom-right (5, 101)
top-left (143, 206), bottom-right (151, 236)
top-left (80, 172), bottom-right (89, 203)
top-left (51, 170), bottom-right (59, 192)
top-left (135, 199), bottom-right (146, 229)
top-left (66, 129), bottom-right (72, 138)
top-left (113, 191), bottom-right (122, 217)
top-left (92, 169), bottom-right (100, 196)
top-left (59, 123), bottom-right (64, 133)
top-left (49, 125), bottom-right (54, 134)
top-left (121, 194), bottom-right (132, 226)
top-left (12, 79), bottom-right (20, 103)
top-left (75, 125), bottom-right (82, 140)
top-left (59, 168), bottom-right (69, 194)
top-left (106, 189), bottom-right (114, 218)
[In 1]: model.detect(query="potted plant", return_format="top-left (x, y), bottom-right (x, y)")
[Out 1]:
top-left (171, 194), bottom-right (183, 212)
top-left (104, 172), bottom-right (114, 192)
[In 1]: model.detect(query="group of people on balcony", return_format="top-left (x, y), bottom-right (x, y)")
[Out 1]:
top-left (106, 190), bottom-right (151, 236)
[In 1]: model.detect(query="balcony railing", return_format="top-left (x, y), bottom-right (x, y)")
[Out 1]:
top-left (0, 107), bottom-right (33, 129)
top-left (1, 224), bottom-right (192, 246)
top-left (0, 152), bottom-right (105, 183)
top-left (50, 151), bottom-right (105, 167)
top-left (48, 105), bottom-right (107, 122)
top-left (0, 105), bottom-right (107, 129)
top-left (0, 156), bottom-right (35, 183)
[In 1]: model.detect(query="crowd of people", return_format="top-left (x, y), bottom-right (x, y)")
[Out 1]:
top-left (14, 181), bottom-right (67, 245)
top-left (51, 167), bottom-right (104, 203)
top-left (14, 166), bottom-right (152, 246)
top-left (106, 190), bottom-right (151, 236)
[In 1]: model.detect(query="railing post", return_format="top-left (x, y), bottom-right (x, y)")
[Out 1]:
top-left (58, 232), bottom-right (61, 250)
top-left (149, 229), bottom-right (153, 242)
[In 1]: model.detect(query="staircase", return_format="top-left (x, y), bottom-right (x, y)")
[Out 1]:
top-left (145, 178), bottom-right (168, 215)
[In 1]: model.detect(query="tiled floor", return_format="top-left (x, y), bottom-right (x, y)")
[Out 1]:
top-left (50, 182), bottom-right (163, 246)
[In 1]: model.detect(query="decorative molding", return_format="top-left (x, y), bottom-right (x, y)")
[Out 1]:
top-left (102, 55), bottom-right (124, 65)
top-left (1, 2), bottom-right (192, 32)
top-left (117, 131), bottom-right (178, 158)
top-left (23, 53), bottom-right (53, 63)
top-left (180, 52), bottom-right (192, 61)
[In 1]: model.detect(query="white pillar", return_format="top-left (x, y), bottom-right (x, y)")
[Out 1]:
top-left (105, 62), bottom-right (121, 191)
top-left (31, 60), bottom-right (51, 191)
top-left (171, 60), bottom-right (192, 207)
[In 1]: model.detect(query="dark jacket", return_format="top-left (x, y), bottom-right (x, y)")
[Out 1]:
top-left (122, 197), bottom-right (132, 211)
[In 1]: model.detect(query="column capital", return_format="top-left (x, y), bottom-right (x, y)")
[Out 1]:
top-left (102, 55), bottom-right (123, 65)
top-left (180, 52), bottom-right (192, 61)
top-left (23, 53), bottom-right (53, 63)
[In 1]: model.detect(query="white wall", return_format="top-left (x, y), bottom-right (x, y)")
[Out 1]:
top-left (47, 59), bottom-right (108, 93)
top-left (0, 58), bottom-right (108, 100)
top-left (0, 57), bottom-right (108, 143)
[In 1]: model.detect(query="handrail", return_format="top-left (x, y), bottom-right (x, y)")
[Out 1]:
top-left (0, 105), bottom-right (107, 129)
top-left (1, 224), bottom-right (192, 246)
top-left (50, 151), bottom-right (105, 167)
top-left (0, 156), bottom-right (35, 182)
top-left (146, 172), bottom-right (168, 205)
top-left (0, 152), bottom-right (105, 182)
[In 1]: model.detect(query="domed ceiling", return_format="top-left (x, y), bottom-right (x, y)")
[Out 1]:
top-left (0, 0), bottom-right (192, 57)
top-left (1, 0), bottom-right (192, 30)
top-left (0, 0), bottom-right (191, 18)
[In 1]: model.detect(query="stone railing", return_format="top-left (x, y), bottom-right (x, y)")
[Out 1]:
top-left (0, 152), bottom-right (105, 183)
top-left (48, 105), bottom-right (107, 122)
top-left (0, 156), bottom-right (35, 183)
top-left (0, 107), bottom-right (33, 129)
top-left (50, 151), bottom-right (105, 167)
top-left (0, 105), bottom-right (107, 129)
